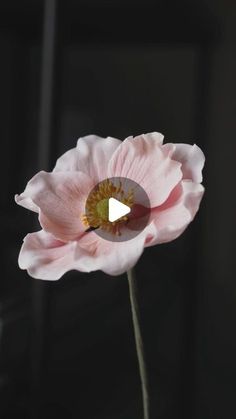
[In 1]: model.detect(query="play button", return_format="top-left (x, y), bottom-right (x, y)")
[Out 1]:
top-left (84, 177), bottom-right (151, 242)
top-left (108, 197), bottom-right (131, 222)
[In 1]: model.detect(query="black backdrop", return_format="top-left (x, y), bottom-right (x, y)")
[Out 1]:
top-left (0, 1), bottom-right (236, 418)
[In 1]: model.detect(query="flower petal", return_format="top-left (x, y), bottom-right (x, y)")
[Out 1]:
top-left (17, 171), bottom-right (93, 242)
top-left (53, 148), bottom-right (80, 172)
top-left (171, 143), bottom-right (205, 183)
top-left (15, 194), bottom-right (39, 213)
top-left (19, 230), bottom-right (77, 280)
top-left (142, 131), bottom-right (164, 145)
top-left (145, 180), bottom-right (205, 246)
top-left (54, 135), bottom-right (121, 182)
top-left (108, 133), bottom-right (182, 207)
top-left (75, 229), bottom-right (153, 276)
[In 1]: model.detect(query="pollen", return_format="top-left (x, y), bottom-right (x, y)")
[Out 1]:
top-left (81, 179), bottom-right (134, 236)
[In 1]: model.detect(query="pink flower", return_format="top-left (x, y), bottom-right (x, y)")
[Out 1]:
top-left (15, 133), bottom-right (205, 280)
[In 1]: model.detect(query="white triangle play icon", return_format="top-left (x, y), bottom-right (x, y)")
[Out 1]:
top-left (108, 197), bottom-right (131, 222)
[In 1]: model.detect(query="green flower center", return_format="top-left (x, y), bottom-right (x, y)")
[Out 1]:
top-left (96, 198), bottom-right (109, 221)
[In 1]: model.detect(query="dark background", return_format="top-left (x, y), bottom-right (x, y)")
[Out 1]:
top-left (0, 0), bottom-right (236, 418)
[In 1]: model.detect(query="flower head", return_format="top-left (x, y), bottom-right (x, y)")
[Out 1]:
top-left (15, 132), bottom-right (205, 280)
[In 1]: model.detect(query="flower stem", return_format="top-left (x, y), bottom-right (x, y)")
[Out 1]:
top-left (127, 268), bottom-right (150, 419)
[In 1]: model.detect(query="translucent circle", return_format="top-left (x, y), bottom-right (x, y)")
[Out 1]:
top-left (85, 177), bottom-right (151, 242)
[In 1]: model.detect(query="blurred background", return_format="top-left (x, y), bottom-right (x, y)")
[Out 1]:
top-left (0, 0), bottom-right (236, 418)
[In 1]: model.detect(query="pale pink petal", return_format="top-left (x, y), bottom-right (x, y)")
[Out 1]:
top-left (53, 148), bottom-right (80, 172)
top-left (75, 227), bottom-right (155, 276)
top-left (15, 194), bottom-right (39, 213)
top-left (145, 180), bottom-right (205, 246)
top-left (54, 135), bottom-right (121, 182)
top-left (19, 230), bottom-right (77, 280)
top-left (108, 133), bottom-right (182, 207)
top-left (17, 171), bottom-right (93, 242)
top-left (142, 131), bottom-right (164, 145)
top-left (171, 143), bottom-right (205, 183)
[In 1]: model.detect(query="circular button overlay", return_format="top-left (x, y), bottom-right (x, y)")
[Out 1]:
top-left (84, 177), bottom-right (151, 242)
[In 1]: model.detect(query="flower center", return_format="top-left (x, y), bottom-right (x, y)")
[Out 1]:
top-left (81, 179), bottom-right (134, 236)
top-left (96, 198), bottom-right (109, 221)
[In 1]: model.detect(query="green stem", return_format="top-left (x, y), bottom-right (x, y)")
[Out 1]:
top-left (127, 268), bottom-right (150, 419)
